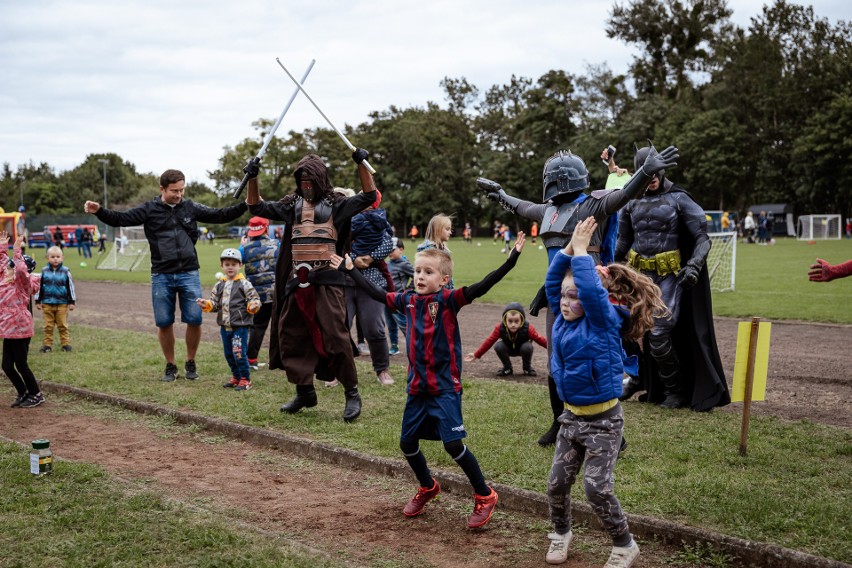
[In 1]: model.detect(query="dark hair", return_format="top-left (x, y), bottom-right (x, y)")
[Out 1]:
top-left (159, 169), bottom-right (185, 188)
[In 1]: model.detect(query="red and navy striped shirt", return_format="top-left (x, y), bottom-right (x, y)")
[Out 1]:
top-left (387, 288), bottom-right (469, 395)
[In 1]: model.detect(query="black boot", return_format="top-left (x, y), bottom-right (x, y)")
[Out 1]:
top-left (659, 393), bottom-right (687, 409)
top-left (280, 385), bottom-right (318, 414)
top-left (658, 369), bottom-right (687, 409)
top-left (343, 387), bottom-right (362, 422)
top-left (619, 376), bottom-right (643, 401)
top-left (537, 421), bottom-right (560, 447)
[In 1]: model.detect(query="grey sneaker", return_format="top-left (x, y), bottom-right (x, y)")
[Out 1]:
top-left (161, 363), bottom-right (178, 382)
top-left (184, 360), bottom-right (199, 380)
top-left (19, 392), bottom-right (46, 408)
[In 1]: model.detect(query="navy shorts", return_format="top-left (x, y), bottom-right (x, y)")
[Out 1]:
top-left (151, 270), bottom-right (203, 328)
top-left (400, 391), bottom-right (467, 444)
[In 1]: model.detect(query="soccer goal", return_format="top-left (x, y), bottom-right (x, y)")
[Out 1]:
top-left (796, 214), bottom-right (841, 240)
top-left (96, 226), bottom-right (150, 271)
top-left (707, 231), bottom-right (737, 292)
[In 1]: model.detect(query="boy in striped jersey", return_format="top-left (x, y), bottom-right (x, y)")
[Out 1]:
top-left (331, 232), bottom-right (526, 529)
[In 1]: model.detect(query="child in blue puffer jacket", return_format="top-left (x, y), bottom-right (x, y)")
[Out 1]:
top-left (542, 217), bottom-right (665, 568)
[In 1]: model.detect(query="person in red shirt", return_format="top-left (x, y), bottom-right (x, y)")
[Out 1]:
top-left (465, 302), bottom-right (547, 376)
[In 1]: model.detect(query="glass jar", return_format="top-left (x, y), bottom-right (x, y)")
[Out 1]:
top-left (30, 439), bottom-right (52, 476)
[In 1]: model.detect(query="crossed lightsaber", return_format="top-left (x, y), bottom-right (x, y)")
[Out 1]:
top-left (232, 58), bottom-right (375, 199)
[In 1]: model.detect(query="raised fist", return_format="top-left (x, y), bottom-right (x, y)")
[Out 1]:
top-left (677, 264), bottom-right (699, 289)
top-left (641, 145), bottom-right (679, 177)
top-left (352, 148), bottom-right (369, 164)
top-left (243, 157), bottom-right (261, 179)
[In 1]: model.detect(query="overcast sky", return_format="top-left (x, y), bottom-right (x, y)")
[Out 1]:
top-left (0, 0), bottom-right (846, 190)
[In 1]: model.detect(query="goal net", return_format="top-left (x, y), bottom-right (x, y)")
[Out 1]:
top-left (796, 214), bottom-right (841, 240)
top-left (707, 231), bottom-right (737, 292)
top-left (96, 226), bottom-right (150, 271)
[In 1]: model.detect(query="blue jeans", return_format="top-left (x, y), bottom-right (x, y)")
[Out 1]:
top-left (221, 326), bottom-right (250, 380)
top-left (151, 270), bottom-right (203, 328)
top-left (385, 306), bottom-right (407, 347)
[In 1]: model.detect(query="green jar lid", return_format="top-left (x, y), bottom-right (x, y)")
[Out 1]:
top-left (31, 439), bottom-right (50, 449)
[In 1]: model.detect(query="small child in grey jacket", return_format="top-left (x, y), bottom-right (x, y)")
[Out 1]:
top-left (197, 249), bottom-right (261, 391)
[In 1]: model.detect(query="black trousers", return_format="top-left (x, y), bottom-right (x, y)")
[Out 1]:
top-left (2, 337), bottom-right (40, 397)
top-left (247, 302), bottom-right (273, 361)
top-left (494, 340), bottom-right (533, 370)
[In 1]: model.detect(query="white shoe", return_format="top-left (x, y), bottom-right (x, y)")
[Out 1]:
top-left (357, 342), bottom-right (369, 355)
top-left (324, 379), bottom-right (339, 388)
top-left (545, 531), bottom-right (572, 564)
top-left (604, 541), bottom-right (640, 568)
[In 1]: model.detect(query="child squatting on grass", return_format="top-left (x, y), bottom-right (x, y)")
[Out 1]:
top-left (464, 301), bottom-right (547, 377)
top-left (196, 249), bottom-right (261, 391)
top-left (330, 232), bottom-right (527, 529)
top-left (0, 231), bottom-right (46, 408)
top-left (35, 246), bottom-right (77, 353)
top-left (543, 217), bottom-right (666, 567)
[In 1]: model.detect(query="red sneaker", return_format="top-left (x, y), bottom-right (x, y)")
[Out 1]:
top-left (235, 379), bottom-right (252, 391)
top-left (222, 377), bottom-right (239, 388)
top-left (403, 481), bottom-right (441, 517)
top-left (468, 488), bottom-right (498, 528)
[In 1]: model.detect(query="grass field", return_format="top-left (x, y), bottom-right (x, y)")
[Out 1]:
top-left (25, 324), bottom-right (852, 564)
top-left (52, 235), bottom-right (852, 323)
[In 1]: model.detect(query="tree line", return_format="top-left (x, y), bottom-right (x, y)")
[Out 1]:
top-left (2, 0), bottom-right (849, 235)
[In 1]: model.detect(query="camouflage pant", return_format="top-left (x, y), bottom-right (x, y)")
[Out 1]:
top-left (547, 404), bottom-right (629, 540)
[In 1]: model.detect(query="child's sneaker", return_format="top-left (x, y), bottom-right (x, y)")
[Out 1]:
top-left (496, 367), bottom-right (513, 377)
top-left (248, 358), bottom-right (259, 370)
top-left (235, 379), bottom-right (252, 391)
top-left (546, 531), bottom-right (573, 564)
top-left (523, 367), bottom-right (537, 376)
top-left (61, 345), bottom-right (73, 352)
top-left (604, 541), bottom-right (640, 568)
top-left (223, 377), bottom-right (239, 388)
top-left (184, 359), bottom-right (199, 380)
top-left (10, 393), bottom-right (28, 408)
top-left (324, 379), bottom-right (340, 388)
top-left (19, 392), bottom-right (46, 408)
top-left (39, 346), bottom-right (52, 353)
top-left (403, 480), bottom-right (441, 517)
top-left (467, 487), bottom-right (498, 528)
top-left (389, 344), bottom-right (400, 356)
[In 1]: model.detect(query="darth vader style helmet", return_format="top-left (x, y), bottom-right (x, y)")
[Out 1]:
top-left (542, 150), bottom-right (590, 203)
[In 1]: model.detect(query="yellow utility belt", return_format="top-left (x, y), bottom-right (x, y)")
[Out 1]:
top-left (565, 398), bottom-right (619, 416)
top-left (628, 249), bottom-right (681, 276)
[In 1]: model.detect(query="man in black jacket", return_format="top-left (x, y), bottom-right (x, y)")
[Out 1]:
top-left (84, 169), bottom-right (248, 382)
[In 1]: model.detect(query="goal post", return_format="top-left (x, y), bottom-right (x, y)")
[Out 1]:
top-left (96, 226), bottom-right (150, 271)
top-left (796, 214), bottom-right (841, 240)
top-left (707, 231), bottom-right (737, 292)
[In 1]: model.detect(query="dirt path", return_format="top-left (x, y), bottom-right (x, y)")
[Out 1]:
top-left (68, 281), bottom-right (852, 428)
top-left (1, 397), bottom-right (681, 568)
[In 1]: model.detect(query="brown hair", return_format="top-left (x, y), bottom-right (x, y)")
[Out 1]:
top-left (159, 169), bottom-right (185, 188)
top-left (415, 248), bottom-right (454, 278)
top-left (603, 263), bottom-right (668, 343)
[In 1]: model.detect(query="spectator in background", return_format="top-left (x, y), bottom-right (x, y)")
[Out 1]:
top-left (80, 227), bottom-right (93, 258)
top-left (53, 227), bottom-right (64, 250)
top-left (409, 224), bottom-right (419, 242)
top-left (721, 211), bottom-right (731, 231)
top-left (75, 226), bottom-right (84, 256)
top-left (743, 211), bottom-right (756, 243)
top-left (97, 228), bottom-right (107, 254)
top-left (42, 226), bottom-right (53, 256)
top-left (757, 211), bottom-right (767, 244)
top-left (239, 216), bottom-right (279, 371)
top-left (765, 213), bottom-right (775, 245)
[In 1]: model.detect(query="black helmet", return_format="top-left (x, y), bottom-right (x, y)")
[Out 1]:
top-left (542, 150), bottom-right (590, 202)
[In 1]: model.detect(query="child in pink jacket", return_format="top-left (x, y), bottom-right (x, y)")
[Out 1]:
top-left (1, 232), bottom-right (45, 408)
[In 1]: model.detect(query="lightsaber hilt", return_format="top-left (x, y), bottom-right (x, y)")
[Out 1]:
top-left (275, 57), bottom-right (376, 174)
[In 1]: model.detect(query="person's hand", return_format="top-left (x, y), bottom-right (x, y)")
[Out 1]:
top-left (247, 299), bottom-right (261, 314)
top-left (68, 304), bottom-right (75, 311)
top-left (330, 254), bottom-right (355, 271)
top-left (514, 231), bottom-right (526, 253)
top-left (677, 264), bottom-right (700, 288)
top-left (464, 353), bottom-right (476, 362)
top-left (354, 255), bottom-right (373, 269)
top-left (0, 230), bottom-right (8, 245)
top-left (476, 177), bottom-right (502, 202)
top-left (569, 217), bottom-right (597, 255)
top-left (640, 144), bottom-right (679, 177)
top-left (243, 157), bottom-right (261, 179)
top-left (84, 201), bottom-right (100, 214)
top-left (352, 148), bottom-right (369, 165)
top-left (808, 258), bottom-right (851, 282)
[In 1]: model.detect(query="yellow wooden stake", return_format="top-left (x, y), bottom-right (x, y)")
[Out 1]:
top-left (739, 317), bottom-right (761, 456)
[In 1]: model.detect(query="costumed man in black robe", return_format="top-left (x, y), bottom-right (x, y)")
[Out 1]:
top-left (244, 149), bottom-right (376, 422)
top-left (477, 145), bottom-right (678, 444)
top-left (615, 143), bottom-right (730, 411)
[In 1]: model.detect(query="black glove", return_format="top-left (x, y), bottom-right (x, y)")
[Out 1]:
top-left (640, 145), bottom-right (679, 177)
top-left (352, 148), bottom-right (369, 164)
top-left (476, 177), bottom-right (502, 195)
top-left (677, 264), bottom-right (700, 289)
top-left (243, 157), bottom-right (261, 179)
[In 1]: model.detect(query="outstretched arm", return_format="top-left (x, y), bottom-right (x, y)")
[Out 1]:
top-left (331, 254), bottom-right (389, 304)
top-left (809, 258), bottom-right (852, 282)
top-left (464, 232), bottom-right (526, 302)
top-left (476, 178), bottom-right (547, 220)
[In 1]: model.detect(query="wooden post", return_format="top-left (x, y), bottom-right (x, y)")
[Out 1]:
top-left (739, 317), bottom-right (761, 456)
